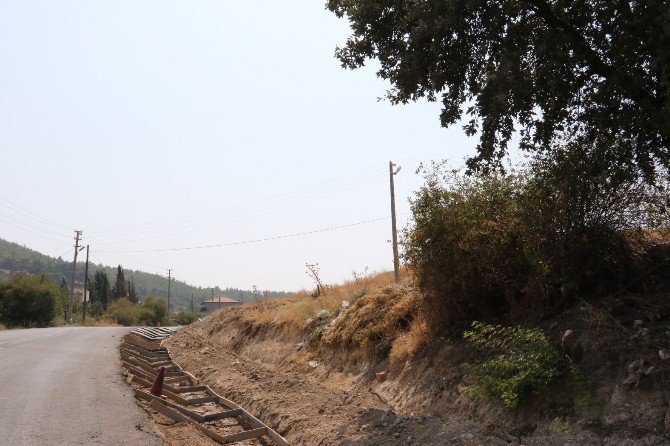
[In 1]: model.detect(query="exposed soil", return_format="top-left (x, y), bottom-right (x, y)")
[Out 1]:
top-left (160, 292), bottom-right (670, 446)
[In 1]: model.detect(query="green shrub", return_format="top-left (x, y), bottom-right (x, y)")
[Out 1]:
top-left (106, 298), bottom-right (140, 326)
top-left (461, 322), bottom-right (566, 409)
top-left (403, 157), bottom-right (668, 328)
top-left (87, 301), bottom-right (105, 320)
top-left (173, 310), bottom-right (199, 325)
top-left (140, 296), bottom-right (168, 326)
top-left (0, 274), bottom-right (66, 327)
top-left (106, 296), bottom-right (168, 326)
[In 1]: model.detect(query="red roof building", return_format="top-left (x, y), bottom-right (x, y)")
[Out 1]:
top-left (202, 296), bottom-right (242, 313)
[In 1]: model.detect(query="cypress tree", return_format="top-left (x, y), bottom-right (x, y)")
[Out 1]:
top-left (128, 280), bottom-right (138, 303)
top-left (114, 265), bottom-right (127, 300)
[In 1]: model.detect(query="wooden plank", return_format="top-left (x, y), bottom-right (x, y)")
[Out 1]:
top-left (169, 385), bottom-right (208, 393)
top-left (236, 407), bottom-right (289, 446)
top-left (149, 398), bottom-right (193, 424)
top-left (211, 394), bottom-right (241, 410)
top-left (122, 355), bottom-right (157, 375)
top-left (121, 345), bottom-right (170, 359)
top-left (165, 375), bottom-right (193, 385)
top-left (124, 336), bottom-right (165, 352)
top-left (204, 408), bottom-right (243, 422)
top-left (205, 387), bottom-right (289, 446)
top-left (135, 389), bottom-right (206, 423)
top-left (185, 396), bottom-right (219, 405)
top-left (125, 365), bottom-right (156, 382)
top-left (221, 427), bottom-right (267, 444)
top-left (183, 371), bottom-right (199, 385)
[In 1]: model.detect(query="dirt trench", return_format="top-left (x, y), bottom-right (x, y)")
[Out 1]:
top-left (165, 318), bottom-right (519, 446)
top-left (162, 294), bottom-right (670, 446)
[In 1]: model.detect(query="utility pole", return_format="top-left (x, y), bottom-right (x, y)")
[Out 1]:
top-left (191, 293), bottom-right (194, 313)
top-left (82, 245), bottom-right (89, 323)
top-left (67, 230), bottom-right (83, 323)
top-left (389, 161), bottom-right (401, 283)
top-left (167, 269), bottom-right (172, 316)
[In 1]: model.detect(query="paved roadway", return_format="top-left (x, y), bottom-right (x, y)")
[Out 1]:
top-left (0, 327), bottom-right (163, 445)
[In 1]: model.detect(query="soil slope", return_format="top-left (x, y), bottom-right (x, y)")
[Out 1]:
top-left (164, 289), bottom-right (670, 445)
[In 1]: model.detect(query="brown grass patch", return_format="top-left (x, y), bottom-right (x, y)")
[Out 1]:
top-left (221, 268), bottom-right (429, 361)
top-left (241, 270), bottom-right (399, 332)
top-left (322, 282), bottom-right (426, 358)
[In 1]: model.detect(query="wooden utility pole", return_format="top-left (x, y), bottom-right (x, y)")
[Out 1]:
top-left (167, 269), bottom-right (172, 315)
top-left (82, 245), bottom-right (90, 323)
top-left (389, 161), bottom-right (401, 283)
top-left (67, 230), bottom-right (83, 323)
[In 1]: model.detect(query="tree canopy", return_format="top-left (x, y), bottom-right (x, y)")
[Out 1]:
top-left (327, 0), bottom-right (670, 178)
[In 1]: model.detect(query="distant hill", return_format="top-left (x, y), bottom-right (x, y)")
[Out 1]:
top-left (0, 238), bottom-right (291, 310)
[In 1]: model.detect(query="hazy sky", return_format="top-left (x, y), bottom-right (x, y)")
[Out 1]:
top-left (0, 0), bottom-right (478, 291)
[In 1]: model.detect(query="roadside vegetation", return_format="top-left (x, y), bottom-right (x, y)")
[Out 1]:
top-left (0, 274), bottom-right (66, 328)
top-left (0, 270), bottom-right (205, 328)
top-left (227, 150), bottom-right (670, 413)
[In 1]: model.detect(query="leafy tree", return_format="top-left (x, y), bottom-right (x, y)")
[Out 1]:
top-left (327, 1), bottom-right (670, 179)
top-left (403, 160), bottom-right (670, 328)
top-left (112, 265), bottom-right (127, 300)
top-left (0, 274), bottom-right (66, 327)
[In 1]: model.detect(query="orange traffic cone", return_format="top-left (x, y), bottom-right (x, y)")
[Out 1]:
top-left (156, 321), bottom-right (161, 328)
top-left (150, 366), bottom-right (166, 397)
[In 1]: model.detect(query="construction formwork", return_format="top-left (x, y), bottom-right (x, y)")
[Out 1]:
top-left (121, 328), bottom-right (289, 446)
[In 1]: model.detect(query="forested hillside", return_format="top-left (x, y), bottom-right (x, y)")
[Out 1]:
top-left (0, 238), bottom-right (290, 310)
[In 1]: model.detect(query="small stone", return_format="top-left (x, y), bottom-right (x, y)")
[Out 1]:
top-left (660, 350), bottom-right (670, 360)
top-left (561, 329), bottom-right (573, 345)
top-left (376, 371), bottom-right (388, 382)
top-left (308, 360), bottom-right (318, 368)
top-left (634, 319), bottom-right (644, 327)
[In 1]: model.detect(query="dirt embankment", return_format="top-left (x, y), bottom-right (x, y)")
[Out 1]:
top-left (165, 285), bottom-right (670, 446)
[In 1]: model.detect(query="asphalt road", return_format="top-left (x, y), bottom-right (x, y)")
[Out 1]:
top-left (0, 327), bottom-right (163, 445)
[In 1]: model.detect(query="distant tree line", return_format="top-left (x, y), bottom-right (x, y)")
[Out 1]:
top-left (0, 237), bottom-right (291, 311)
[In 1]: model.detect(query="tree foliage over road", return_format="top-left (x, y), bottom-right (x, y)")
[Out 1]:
top-left (327, 0), bottom-right (670, 179)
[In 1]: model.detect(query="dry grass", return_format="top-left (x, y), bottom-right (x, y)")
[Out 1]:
top-left (231, 268), bottom-right (429, 361)
top-left (242, 270), bottom-right (399, 331)
top-left (389, 314), bottom-right (430, 364)
top-left (322, 283), bottom-right (424, 356)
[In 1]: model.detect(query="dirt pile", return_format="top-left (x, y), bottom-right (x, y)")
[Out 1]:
top-left (164, 287), bottom-right (670, 445)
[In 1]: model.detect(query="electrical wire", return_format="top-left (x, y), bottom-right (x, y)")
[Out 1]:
top-left (89, 173), bottom-right (387, 245)
top-left (84, 163), bottom-right (388, 235)
top-left (0, 195), bottom-right (72, 231)
top-left (100, 214), bottom-right (401, 253)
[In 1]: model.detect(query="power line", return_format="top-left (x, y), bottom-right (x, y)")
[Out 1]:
top-left (85, 234), bottom-right (166, 273)
top-left (101, 215), bottom-right (398, 253)
top-left (89, 173), bottom-right (387, 246)
top-left (84, 164), bottom-right (388, 235)
top-left (0, 213), bottom-right (71, 242)
top-left (0, 209), bottom-right (71, 237)
top-left (0, 195), bottom-right (71, 230)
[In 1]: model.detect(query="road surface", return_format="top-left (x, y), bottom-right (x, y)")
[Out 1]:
top-left (0, 327), bottom-right (163, 445)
